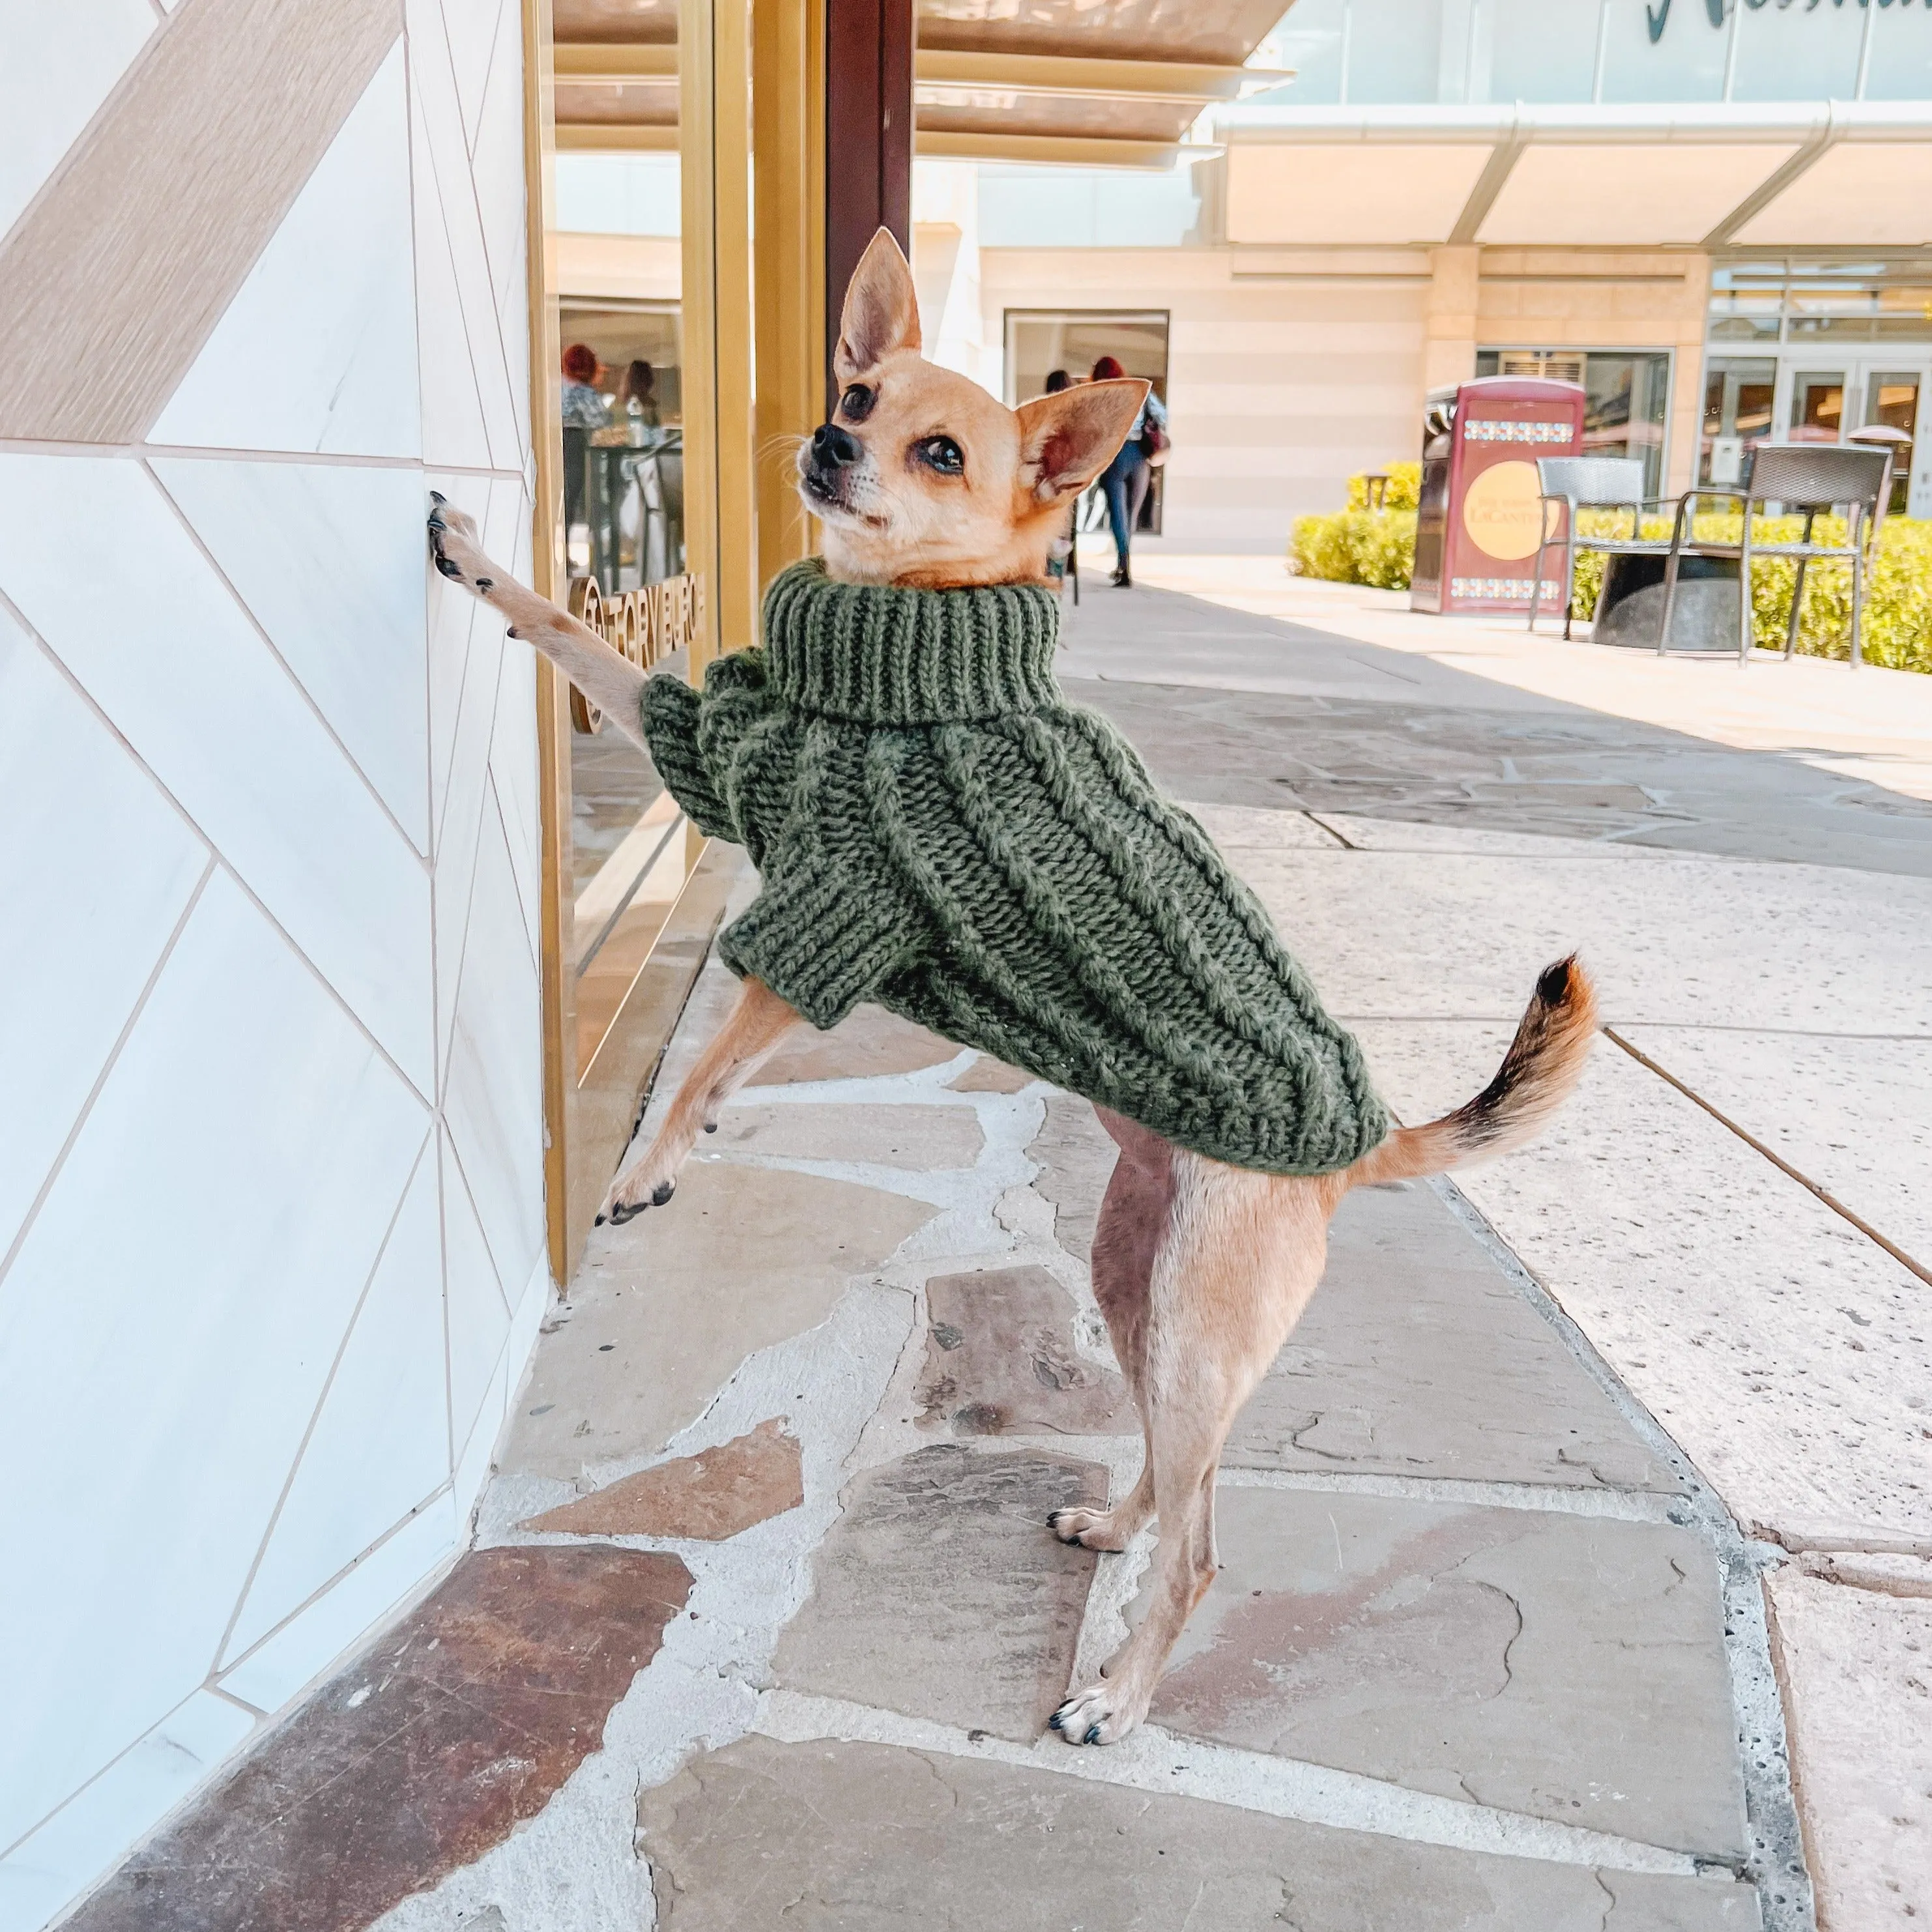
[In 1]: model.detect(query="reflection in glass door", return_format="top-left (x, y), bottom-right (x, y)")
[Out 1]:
top-left (1788, 369), bottom-right (1845, 442)
top-left (1701, 356), bottom-right (1775, 485)
top-left (1864, 369), bottom-right (1925, 517)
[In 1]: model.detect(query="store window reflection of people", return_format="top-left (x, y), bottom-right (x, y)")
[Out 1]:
top-left (618, 359), bottom-right (661, 439)
top-left (562, 342), bottom-right (611, 572)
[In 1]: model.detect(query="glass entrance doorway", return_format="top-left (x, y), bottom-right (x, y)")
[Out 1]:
top-left (1785, 360), bottom-right (1929, 517)
top-left (1703, 354), bottom-right (1931, 515)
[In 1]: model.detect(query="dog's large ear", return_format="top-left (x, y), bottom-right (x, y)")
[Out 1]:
top-left (833, 228), bottom-right (921, 382)
top-left (1015, 379), bottom-right (1150, 503)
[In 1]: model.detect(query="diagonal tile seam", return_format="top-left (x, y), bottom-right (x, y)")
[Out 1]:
top-left (412, 7), bottom-right (523, 470)
top-left (1602, 1022), bottom-right (1932, 1292)
top-left (208, 1131), bottom-right (439, 1673)
top-left (143, 457), bottom-right (432, 863)
top-left (0, 438), bottom-right (525, 476)
top-left (1426, 1175), bottom-right (1815, 1932)
top-left (0, 855), bottom-right (214, 1291)
top-left (212, 1482), bottom-right (458, 1688)
top-left (0, 586), bottom-right (439, 1112)
top-left (753, 1690), bottom-right (1730, 1882)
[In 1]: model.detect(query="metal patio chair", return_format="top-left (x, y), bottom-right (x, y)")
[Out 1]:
top-left (1656, 443), bottom-right (1890, 664)
top-left (1528, 457), bottom-right (1670, 639)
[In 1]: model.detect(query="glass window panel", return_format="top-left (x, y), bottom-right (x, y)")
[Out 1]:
top-left (1475, 347), bottom-right (1669, 494)
top-left (1875, 287), bottom-right (1932, 338)
top-left (1708, 264), bottom-right (1785, 341)
top-left (1789, 370), bottom-right (1847, 440)
top-left (1478, 0), bottom-right (1601, 102)
top-left (1258, 0), bottom-right (1349, 105)
top-left (1348, 0), bottom-right (1445, 103)
top-left (1864, 372), bottom-right (1920, 516)
top-left (1598, 0), bottom-right (1729, 104)
top-left (1862, 5), bottom-right (1932, 102)
top-left (1729, 0), bottom-right (1864, 104)
top-left (1700, 356), bottom-right (1776, 485)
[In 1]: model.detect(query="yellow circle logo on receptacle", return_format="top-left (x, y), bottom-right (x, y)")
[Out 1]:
top-left (1461, 460), bottom-right (1544, 562)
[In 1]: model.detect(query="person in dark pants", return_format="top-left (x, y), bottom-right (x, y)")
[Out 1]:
top-left (1089, 354), bottom-right (1167, 587)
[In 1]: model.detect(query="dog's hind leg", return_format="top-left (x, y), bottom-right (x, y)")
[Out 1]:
top-left (599, 977), bottom-right (801, 1224)
top-left (1051, 1156), bottom-right (1342, 1746)
top-left (1050, 1108), bottom-right (1169, 1552)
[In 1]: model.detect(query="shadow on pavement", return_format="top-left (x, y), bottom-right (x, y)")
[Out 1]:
top-left (1058, 581), bottom-right (1932, 878)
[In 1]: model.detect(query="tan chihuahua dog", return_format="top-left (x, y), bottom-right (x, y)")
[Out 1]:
top-left (429, 229), bottom-right (1595, 1747)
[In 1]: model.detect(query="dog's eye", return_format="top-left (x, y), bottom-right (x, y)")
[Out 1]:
top-left (840, 384), bottom-right (875, 422)
top-left (916, 435), bottom-right (964, 476)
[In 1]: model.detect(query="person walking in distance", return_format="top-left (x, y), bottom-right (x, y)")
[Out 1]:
top-left (1090, 354), bottom-right (1167, 587)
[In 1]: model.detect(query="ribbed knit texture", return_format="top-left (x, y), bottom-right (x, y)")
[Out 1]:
top-left (640, 559), bottom-right (1387, 1175)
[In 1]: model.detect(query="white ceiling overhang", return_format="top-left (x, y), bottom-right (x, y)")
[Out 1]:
top-left (1224, 103), bottom-right (1932, 251)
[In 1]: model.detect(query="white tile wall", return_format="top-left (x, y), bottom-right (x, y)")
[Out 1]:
top-left (0, 6), bottom-right (543, 1926)
top-left (149, 48), bottom-right (423, 461)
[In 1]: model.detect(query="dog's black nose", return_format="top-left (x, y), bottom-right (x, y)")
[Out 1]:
top-left (811, 422), bottom-right (861, 469)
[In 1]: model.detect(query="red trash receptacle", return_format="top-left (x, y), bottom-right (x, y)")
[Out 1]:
top-left (1411, 376), bottom-right (1586, 614)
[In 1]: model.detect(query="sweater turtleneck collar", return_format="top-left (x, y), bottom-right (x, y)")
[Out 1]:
top-left (758, 560), bottom-right (1062, 726)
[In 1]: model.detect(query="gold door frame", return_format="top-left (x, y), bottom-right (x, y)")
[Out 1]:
top-left (521, 0), bottom-right (826, 1286)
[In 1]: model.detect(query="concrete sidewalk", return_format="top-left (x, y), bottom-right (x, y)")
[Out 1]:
top-left (63, 563), bottom-right (1930, 1931)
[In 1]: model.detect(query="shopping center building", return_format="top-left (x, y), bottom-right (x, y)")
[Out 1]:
top-left (1, 0), bottom-right (1929, 1924)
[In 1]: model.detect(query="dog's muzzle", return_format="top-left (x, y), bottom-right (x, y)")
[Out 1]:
top-left (800, 420), bottom-right (861, 507)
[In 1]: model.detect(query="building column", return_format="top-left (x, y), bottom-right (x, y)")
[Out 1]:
top-left (1668, 253), bottom-right (1712, 498)
top-left (1424, 244), bottom-right (1479, 396)
top-left (680, 0), bottom-right (758, 672)
top-left (824, 0), bottom-right (913, 408)
top-left (752, 0), bottom-right (826, 584)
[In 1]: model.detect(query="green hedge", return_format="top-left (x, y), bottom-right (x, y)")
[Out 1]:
top-left (1291, 491), bottom-right (1932, 673)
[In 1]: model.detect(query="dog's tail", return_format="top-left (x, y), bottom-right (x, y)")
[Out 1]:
top-left (1342, 955), bottom-right (1597, 1191)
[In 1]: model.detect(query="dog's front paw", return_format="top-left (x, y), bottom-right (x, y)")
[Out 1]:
top-left (427, 492), bottom-right (495, 596)
top-left (595, 1158), bottom-right (679, 1227)
top-left (1048, 1676), bottom-right (1149, 1748)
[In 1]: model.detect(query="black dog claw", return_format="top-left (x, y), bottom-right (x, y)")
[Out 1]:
top-left (1047, 1709), bottom-right (1065, 1733)
top-left (606, 1198), bottom-right (646, 1225)
top-left (1083, 1723), bottom-right (1102, 1746)
top-left (650, 1179), bottom-right (674, 1207)
top-left (434, 554), bottom-right (463, 580)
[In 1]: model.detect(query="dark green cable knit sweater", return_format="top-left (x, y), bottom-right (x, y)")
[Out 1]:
top-left (640, 560), bottom-right (1386, 1175)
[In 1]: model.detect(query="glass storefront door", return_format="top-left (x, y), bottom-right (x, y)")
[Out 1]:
top-left (1702, 354), bottom-right (1931, 515)
top-left (1701, 356), bottom-right (1776, 486)
top-left (1864, 369), bottom-right (1927, 517)
top-left (1787, 369), bottom-right (1845, 442)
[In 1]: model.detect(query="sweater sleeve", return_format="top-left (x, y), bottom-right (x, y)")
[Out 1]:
top-left (714, 851), bottom-right (924, 1030)
top-left (638, 649), bottom-right (774, 846)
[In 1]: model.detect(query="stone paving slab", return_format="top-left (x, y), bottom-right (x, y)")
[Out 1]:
top-left (710, 1099), bottom-right (985, 1170)
top-left (65, 1549), bottom-right (691, 1932)
top-left (753, 1002), bottom-right (959, 1084)
top-left (916, 1265), bottom-right (1134, 1438)
top-left (521, 1417), bottom-right (803, 1540)
top-left (1139, 1485), bottom-right (1748, 1860)
top-left (637, 1735), bottom-right (1763, 1931)
top-left (504, 1161), bottom-right (935, 1477)
top-left (1024, 1092), bottom-right (1117, 1265)
top-left (1227, 1180), bottom-right (1679, 1491)
top-left (1766, 1568), bottom-right (1932, 1929)
top-left (773, 1445), bottom-right (1106, 1744)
